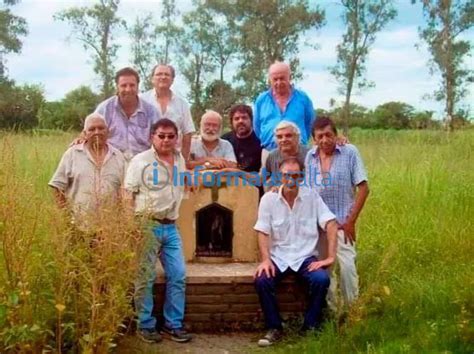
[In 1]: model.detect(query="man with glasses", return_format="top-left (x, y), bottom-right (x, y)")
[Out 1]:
top-left (141, 64), bottom-right (195, 160)
top-left (125, 118), bottom-right (193, 344)
top-left (254, 157), bottom-right (338, 347)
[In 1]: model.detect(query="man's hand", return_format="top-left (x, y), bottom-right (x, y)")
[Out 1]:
top-left (254, 259), bottom-right (275, 278)
top-left (341, 219), bottom-right (356, 244)
top-left (336, 135), bottom-right (349, 146)
top-left (307, 256), bottom-right (335, 272)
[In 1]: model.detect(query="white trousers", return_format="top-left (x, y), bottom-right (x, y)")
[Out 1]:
top-left (318, 230), bottom-right (359, 311)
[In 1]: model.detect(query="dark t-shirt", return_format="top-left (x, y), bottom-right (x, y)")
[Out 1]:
top-left (221, 131), bottom-right (262, 173)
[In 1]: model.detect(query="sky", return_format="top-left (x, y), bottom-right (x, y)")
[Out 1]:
top-left (4, 0), bottom-right (474, 119)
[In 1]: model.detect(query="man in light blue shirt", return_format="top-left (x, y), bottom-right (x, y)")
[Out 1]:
top-left (253, 61), bottom-right (315, 152)
top-left (95, 67), bottom-right (160, 160)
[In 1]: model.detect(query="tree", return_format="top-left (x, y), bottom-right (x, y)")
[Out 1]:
top-left (0, 0), bottom-right (28, 80)
top-left (55, 0), bottom-right (125, 98)
top-left (128, 13), bottom-right (158, 91)
top-left (372, 101), bottom-right (415, 129)
top-left (209, 0), bottom-right (325, 100)
top-left (177, 4), bottom-right (217, 120)
top-left (331, 0), bottom-right (397, 135)
top-left (0, 82), bottom-right (44, 129)
top-left (415, 0), bottom-right (474, 130)
top-left (155, 0), bottom-right (182, 64)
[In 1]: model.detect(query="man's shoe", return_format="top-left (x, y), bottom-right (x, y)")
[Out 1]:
top-left (137, 328), bottom-right (162, 343)
top-left (161, 327), bottom-right (193, 343)
top-left (257, 329), bottom-right (283, 347)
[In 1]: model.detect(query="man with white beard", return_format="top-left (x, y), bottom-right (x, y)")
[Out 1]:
top-left (188, 110), bottom-right (237, 170)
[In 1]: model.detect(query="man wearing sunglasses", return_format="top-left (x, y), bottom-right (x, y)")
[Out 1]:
top-left (254, 157), bottom-right (337, 346)
top-left (125, 118), bottom-right (193, 344)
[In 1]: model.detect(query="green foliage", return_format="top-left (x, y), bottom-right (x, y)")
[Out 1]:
top-left (54, 0), bottom-right (125, 98)
top-left (209, 0), bottom-right (325, 100)
top-left (0, 0), bottom-right (28, 79)
top-left (371, 101), bottom-right (415, 129)
top-left (331, 0), bottom-right (397, 133)
top-left (37, 86), bottom-right (100, 131)
top-left (416, 0), bottom-right (474, 128)
top-left (0, 81), bottom-right (44, 129)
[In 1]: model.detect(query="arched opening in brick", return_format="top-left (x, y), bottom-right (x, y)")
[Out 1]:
top-left (196, 203), bottom-right (233, 257)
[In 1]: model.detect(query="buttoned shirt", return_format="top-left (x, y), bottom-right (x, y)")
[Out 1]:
top-left (190, 137), bottom-right (237, 162)
top-left (48, 143), bottom-right (125, 219)
top-left (254, 187), bottom-right (335, 272)
top-left (140, 89), bottom-right (196, 149)
top-left (95, 95), bottom-right (160, 159)
top-left (304, 144), bottom-right (368, 224)
top-left (124, 147), bottom-right (185, 220)
top-left (253, 87), bottom-right (316, 150)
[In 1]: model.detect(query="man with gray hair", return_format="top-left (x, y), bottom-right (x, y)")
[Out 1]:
top-left (264, 121), bottom-right (310, 180)
top-left (188, 110), bottom-right (237, 170)
top-left (49, 113), bottom-right (126, 226)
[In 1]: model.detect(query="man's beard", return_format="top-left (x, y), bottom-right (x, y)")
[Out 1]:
top-left (235, 124), bottom-right (251, 137)
top-left (201, 131), bottom-right (219, 141)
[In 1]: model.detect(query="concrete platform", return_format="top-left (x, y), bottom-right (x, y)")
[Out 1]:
top-left (154, 262), bottom-right (307, 331)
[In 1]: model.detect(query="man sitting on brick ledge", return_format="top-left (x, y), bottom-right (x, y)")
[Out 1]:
top-left (254, 157), bottom-right (338, 347)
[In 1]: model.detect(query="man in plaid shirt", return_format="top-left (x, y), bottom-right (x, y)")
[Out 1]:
top-left (305, 117), bottom-right (370, 313)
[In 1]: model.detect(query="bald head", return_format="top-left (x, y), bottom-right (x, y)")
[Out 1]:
top-left (268, 61), bottom-right (291, 96)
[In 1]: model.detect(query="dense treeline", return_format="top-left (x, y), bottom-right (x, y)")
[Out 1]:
top-left (0, 0), bottom-right (472, 130)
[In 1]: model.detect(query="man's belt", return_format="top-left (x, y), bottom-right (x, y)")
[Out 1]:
top-left (152, 217), bottom-right (176, 224)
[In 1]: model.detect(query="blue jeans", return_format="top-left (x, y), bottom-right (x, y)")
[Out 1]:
top-left (135, 223), bottom-right (186, 330)
top-left (254, 256), bottom-right (330, 330)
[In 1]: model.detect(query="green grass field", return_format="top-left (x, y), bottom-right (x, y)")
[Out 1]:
top-left (0, 129), bottom-right (473, 353)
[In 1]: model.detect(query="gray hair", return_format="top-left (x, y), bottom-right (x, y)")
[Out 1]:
top-left (274, 120), bottom-right (300, 137)
top-left (84, 113), bottom-right (107, 130)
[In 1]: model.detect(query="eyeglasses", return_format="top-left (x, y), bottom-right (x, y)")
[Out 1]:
top-left (155, 133), bottom-right (176, 140)
top-left (284, 172), bottom-right (302, 180)
top-left (276, 133), bottom-right (294, 139)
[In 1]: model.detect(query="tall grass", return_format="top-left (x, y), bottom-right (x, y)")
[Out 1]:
top-left (271, 129), bottom-right (474, 353)
top-left (0, 130), bottom-right (473, 353)
top-left (0, 132), bottom-right (144, 353)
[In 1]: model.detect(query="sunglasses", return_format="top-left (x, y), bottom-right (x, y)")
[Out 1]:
top-left (276, 133), bottom-right (294, 139)
top-left (284, 172), bottom-right (302, 180)
top-left (155, 133), bottom-right (176, 140)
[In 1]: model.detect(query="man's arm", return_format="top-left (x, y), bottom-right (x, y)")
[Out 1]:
top-left (342, 181), bottom-right (369, 243)
top-left (307, 219), bottom-right (337, 272)
top-left (52, 188), bottom-right (67, 209)
top-left (181, 133), bottom-right (192, 161)
top-left (254, 232), bottom-right (275, 278)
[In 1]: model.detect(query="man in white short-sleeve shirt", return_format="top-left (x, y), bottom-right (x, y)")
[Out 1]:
top-left (253, 157), bottom-right (338, 347)
top-left (140, 64), bottom-right (195, 160)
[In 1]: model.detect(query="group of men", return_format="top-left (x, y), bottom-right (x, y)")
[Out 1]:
top-left (49, 61), bottom-right (369, 347)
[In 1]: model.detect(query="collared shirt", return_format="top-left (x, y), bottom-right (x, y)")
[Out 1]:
top-left (221, 130), bottom-right (262, 172)
top-left (304, 144), bottom-right (368, 224)
top-left (140, 89), bottom-right (196, 148)
top-left (48, 143), bottom-right (125, 218)
top-left (190, 137), bottom-right (237, 162)
top-left (253, 87), bottom-right (316, 150)
top-left (254, 187), bottom-right (335, 272)
top-left (95, 95), bottom-right (160, 159)
top-left (124, 147), bottom-right (186, 220)
top-left (265, 144), bottom-right (310, 175)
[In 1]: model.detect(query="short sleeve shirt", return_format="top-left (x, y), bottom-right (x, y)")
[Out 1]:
top-left (190, 137), bottom-right (237, 162)
top-left (254, 187), bottom-right (335, 272)
top-left (221, 131), bottom-right (262, 172)
top-left (95, 95), bottom-right (160, 159)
